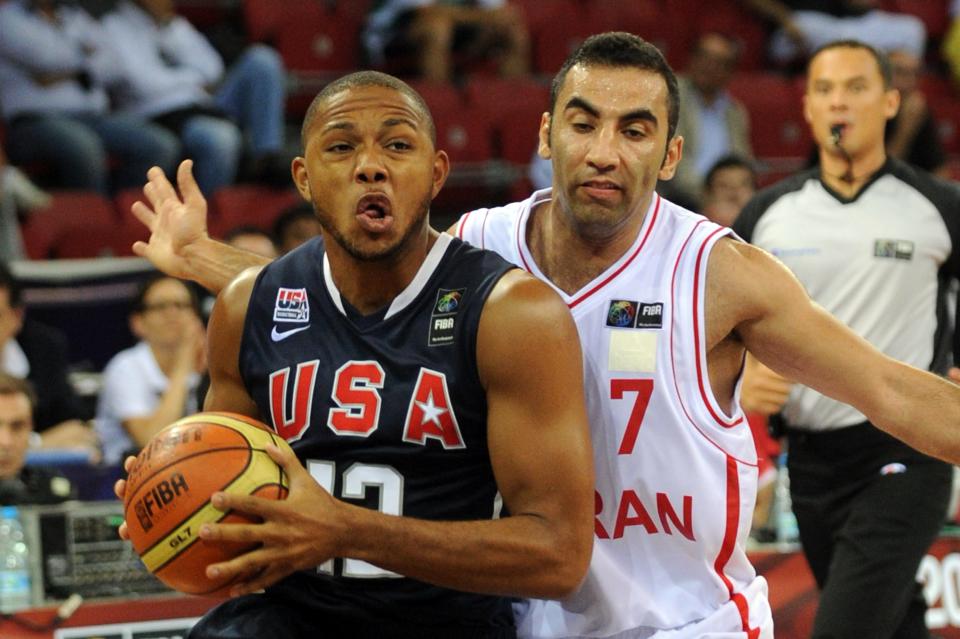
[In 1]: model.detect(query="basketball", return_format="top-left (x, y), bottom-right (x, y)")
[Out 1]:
top-left (123, 412), bottom-right (291, 595)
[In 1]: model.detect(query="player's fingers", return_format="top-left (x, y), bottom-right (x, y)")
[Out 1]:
top-left (264, 444), bottom-right (309, 483)
top-left (130, 201), bottom-right (157, 228)
top-left (210, 490), bottom-right (278, 518)
top-left (131, 240), bottom-right (149, 258)
top-left (147, 165), bottom-right (179, 203)
top-left (114, 477), bottom-right (126, 500)
top-left (118, 521), bottom-right (129, 541)
top-left (177, 160), bottom-right (206, 210)
top-left (123, 455), bottom-right (138, 473)
top-left (948, 367), bottom-right (960, 384)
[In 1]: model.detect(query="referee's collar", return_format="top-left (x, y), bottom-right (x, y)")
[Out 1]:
top-left (818, 157), bottom-right (894, 205)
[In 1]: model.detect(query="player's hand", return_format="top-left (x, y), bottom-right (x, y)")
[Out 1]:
top-left (130, 160), bottom-right (211, 280)
top-left (948, 367), bottom-right (960, 385)
top-left (114, 455), bottom-right (138, 541)
top-left (199, 443), bottom-right (349, 596)
top-left (740, 354), bottom-right (793, 416)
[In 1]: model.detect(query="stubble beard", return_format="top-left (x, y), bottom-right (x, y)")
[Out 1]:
top-left (312, 194), bottom-right (433, 262)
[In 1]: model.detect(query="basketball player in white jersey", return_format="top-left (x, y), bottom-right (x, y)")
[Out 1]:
top-left (127, 32), bottom-right (960, 638)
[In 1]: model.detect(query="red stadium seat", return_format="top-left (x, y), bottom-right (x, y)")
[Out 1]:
top-left (22, 191), bottom-right (116, 259)
top-left (275, 3), bottom-right (362, 73)
top-left (928, 93), bottom-right (960, 154)
top-left (466, 76), bottom-right (550, 164)
top-left (52, 223), bottom-right (135, 259)
top-left (408, 81), bottom-right (494, 163)
top-left (694, 0), bottom-right (770, 71)
top-left (210, 185), bottom-right (303, 238)
top-left (728, 72), bottom-right (813, 160)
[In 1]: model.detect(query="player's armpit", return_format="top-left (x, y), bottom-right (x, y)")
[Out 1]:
top-left (204, 267), bottom-right (263, 418)
top-left (715, 240), bottom-right (960, 463)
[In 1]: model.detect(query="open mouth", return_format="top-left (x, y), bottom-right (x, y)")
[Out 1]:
top-left (356, 193), bottom-right (392, 219)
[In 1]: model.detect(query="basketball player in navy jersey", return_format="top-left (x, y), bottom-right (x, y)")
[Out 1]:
top-left (116, 71), bottom-right (593, 639)
top-left (128, 34), bottom-right (960, 638)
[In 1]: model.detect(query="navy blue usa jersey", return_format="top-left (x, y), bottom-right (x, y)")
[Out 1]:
top-left (238, 233), bottom-right (516, 633)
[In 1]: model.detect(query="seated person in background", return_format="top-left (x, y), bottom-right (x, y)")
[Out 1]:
top-left (0, 0), bottom-right (180, 194)
top-left (0, 374), bottom-right (75, 505)
top-left (701, 154), bottom-right (757, 227)
top-left (663, 32), bottom-right (752, 210)
top-left (272, 202), bottom-right (322, 255)
top-left (0, 263), bottom-right (99, 461)
top-left (223, 225), bottom-right (277, 259)
top-left (0, 143), bottom-right (49, 261)
top-left (96, 275), bottom-right (206, 466)
top-left (101, 0), bottom-right (288, 195)
top-left (885, 49), bottom-right (948, 177)
top-left (363, 0), bottom-right (530, 82)
top-left (744, 0), bottom-right (926, 66)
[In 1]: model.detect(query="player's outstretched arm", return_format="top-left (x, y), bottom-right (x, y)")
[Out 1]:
top-left (131, 160), bottom-right (272, 293)
top-left (200, 270), bottom-right (594, 600)
top-left (715, 239), bottom-right (960, 462)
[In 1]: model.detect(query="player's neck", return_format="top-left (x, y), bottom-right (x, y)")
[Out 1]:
top-left (325, 229), bottom-right (437, 315)
top-left (818, 144), bottom-right (886, 199)
top-left (528, 194), bottom-right (652, 296)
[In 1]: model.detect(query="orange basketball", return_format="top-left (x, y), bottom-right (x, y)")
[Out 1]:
top-left (123, 412), bottom-right (291, 595)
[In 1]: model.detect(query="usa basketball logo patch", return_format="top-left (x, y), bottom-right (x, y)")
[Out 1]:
top-left (274, 288), bottom-right (310, 323)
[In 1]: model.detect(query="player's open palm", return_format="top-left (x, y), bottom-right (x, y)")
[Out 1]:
top-left (198, 442), bottom-right (348, 596)
top-left (130, 160), bottom-right (210, 280)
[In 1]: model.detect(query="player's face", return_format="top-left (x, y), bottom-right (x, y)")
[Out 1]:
top-left (133, 278), bottom-right (199, 348)
top-left (292, 86), bottom-right (449, 262)
top-left (541, 64), bottom-right (681, 239)
top-left (0, 393), bottom-right (32, 480)
top-left (804, 47), bottom-right (899, 160)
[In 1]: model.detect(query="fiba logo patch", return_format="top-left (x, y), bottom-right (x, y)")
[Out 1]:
top-left (274, 288), bottom-right (309, 322)
top-left (430, 288), bottom-right (466, 347)
top-left (636, 303), bottom-right (664, 329)
top-left (607, 300), bottom-right (639, 328)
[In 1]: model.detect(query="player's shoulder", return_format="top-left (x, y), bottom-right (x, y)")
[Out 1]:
top-left (453, 188), bottom-right (548, 245)
top-left (733, 167), bottom-right (818, 242)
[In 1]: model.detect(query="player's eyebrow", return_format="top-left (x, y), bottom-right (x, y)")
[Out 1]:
top-left (383, 117), bottom-right (419, 131)
top-left (564, 97), bottom-right (659, 129)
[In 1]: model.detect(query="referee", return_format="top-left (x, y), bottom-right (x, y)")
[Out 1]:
top-left (734, 40), bottom-right (960, 638)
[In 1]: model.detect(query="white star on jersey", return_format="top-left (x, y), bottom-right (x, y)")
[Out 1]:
top-left (416, 394), bottom-right (447, 426)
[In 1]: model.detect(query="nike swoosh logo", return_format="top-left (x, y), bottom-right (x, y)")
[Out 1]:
top-left (271, 325), bottom-right (310, 342)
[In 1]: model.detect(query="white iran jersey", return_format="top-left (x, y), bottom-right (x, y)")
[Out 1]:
top-left (456, 190), bottom-right (772, 639)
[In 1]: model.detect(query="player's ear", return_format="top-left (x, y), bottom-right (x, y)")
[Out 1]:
top-left (657, 135), bottom-right (683, 181)
top-left (431, 150), bottom-right (450, 200)
top-left (538, 112), bottom-right (552, 159)
top-left (292, 157), bottom-right (311, 202)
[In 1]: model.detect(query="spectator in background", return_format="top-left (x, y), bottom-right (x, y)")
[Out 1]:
top-left (363, 0), bottom-right (530, 82)
top-left (0, 374), bottom-right (75, 505)
top-left (224, 225), bottom-right (277, 259)
top-left (701, 154), bottom-right (757, 227)
top-left (664, 32), bottom-right (752, 210)
top-left (102, 0), bottom-right (288, 195)
top-left (96, 275), bottom-right (206, 466)
top-left (272, 202), bottom-right (322, 255)
top-left (943, 0), bottom-right (960, 88)
top-left (0, 262), bottom-right (99, 461)
top-left (0, 144), bottom-right (49, 261)
top-left (744, 0), bottom-right (926, 66)
top-left (885, 49), bottom-right (948, 177)
top-left (0, 0), bottom-right (180, 194)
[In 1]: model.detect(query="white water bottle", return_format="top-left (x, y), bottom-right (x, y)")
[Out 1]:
top-left (0, 506), bottom-right (31, 612)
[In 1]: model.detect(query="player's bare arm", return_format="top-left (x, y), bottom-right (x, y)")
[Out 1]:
top-left (200, 269), bottom-right (594, 599)
top-left (708, 237), bottom-right (960, 462)
top-left (131, 160), bottom-right (270, 293)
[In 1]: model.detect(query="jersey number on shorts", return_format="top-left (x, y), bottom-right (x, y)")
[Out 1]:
top-left (612, 378), bottom-right (654, 454)
top-left (307, 460), bottom-right (404, 578)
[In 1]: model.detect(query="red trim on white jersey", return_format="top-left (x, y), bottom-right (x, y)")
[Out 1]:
top-left (692, 227), bottom-right (744, 428)
top-left (456, 212), bottom-right (470, 239)
top-left (714, 455), bottom-right (761, 639)
top-left (479, 208), bottom-right (489, 250)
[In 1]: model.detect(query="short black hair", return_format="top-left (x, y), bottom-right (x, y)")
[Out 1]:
top-left (807, 40), bottom-right (893, 89)
top-left (704, 154), bottom-right (757, 190)
top-left (131, 274), bottom-right (200, 316)
top-left (300, 70), bottom-right (436, 149)
top-left (550, 32), bottom-right (680, 141)
top-left (0, 262), bottom-right (23, 308)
